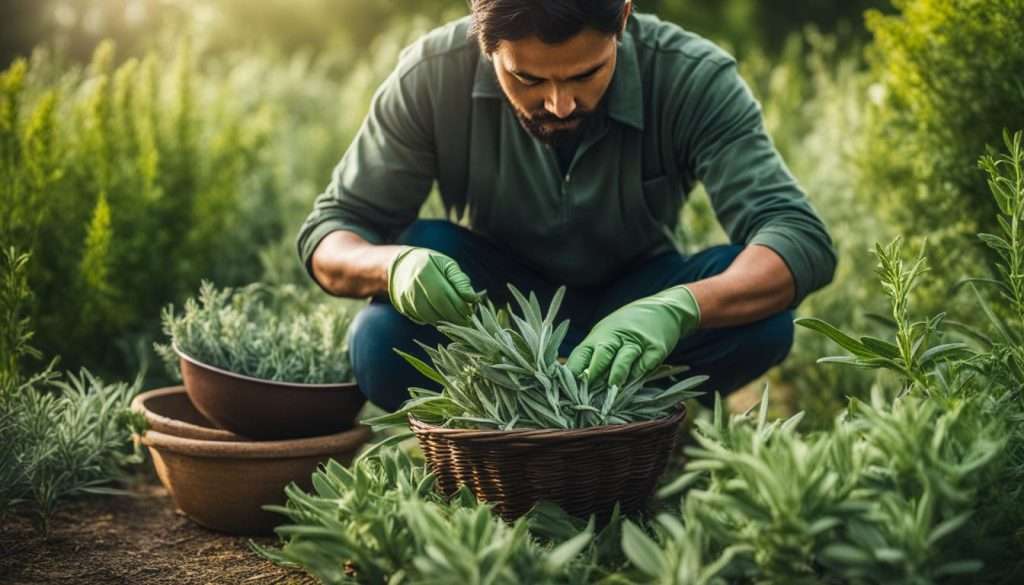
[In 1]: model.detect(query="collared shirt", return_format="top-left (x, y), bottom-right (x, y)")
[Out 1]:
top-left (296, 12), bottom-right (837, 307)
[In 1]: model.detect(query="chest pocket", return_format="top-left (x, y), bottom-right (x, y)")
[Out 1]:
top-left (641, 175), bottom-right (678, 223)
top-left (637, 121), bottom-right (684, 244)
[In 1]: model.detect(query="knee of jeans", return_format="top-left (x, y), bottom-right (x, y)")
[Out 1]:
top-left (742, 310), bottom-right (795, 369)
top-left (348, 303), bottom-right (429, 411)
top-left (395, 219), bottom-right (464, 256)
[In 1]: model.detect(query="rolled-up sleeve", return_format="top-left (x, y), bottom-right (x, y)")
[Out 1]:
top-left (678, 57), bottom-right (837, 309)
top-left (295, 54), bottom-right (437, 284)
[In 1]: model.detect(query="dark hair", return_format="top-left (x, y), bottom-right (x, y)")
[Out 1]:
top-left (469, 0), bottom-right (628, 54)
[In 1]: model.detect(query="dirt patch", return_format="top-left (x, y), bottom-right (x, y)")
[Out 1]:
top-left (0, 473), bottom-right (316, 585)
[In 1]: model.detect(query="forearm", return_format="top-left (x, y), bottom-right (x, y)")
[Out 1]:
top-left (685, 244), bottom-right (795, 329)
top-left (310, 230), bottom-right (406, 298)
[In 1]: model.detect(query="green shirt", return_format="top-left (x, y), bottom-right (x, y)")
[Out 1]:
top-left (297, 12), bottom-right (837, 308)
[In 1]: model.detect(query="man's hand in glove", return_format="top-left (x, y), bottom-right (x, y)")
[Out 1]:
top-left (387, 246), bottom-right (483, 326)
top-left (566, 285), bottom-right (701, 387)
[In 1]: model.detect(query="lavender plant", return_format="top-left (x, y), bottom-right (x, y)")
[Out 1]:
top-left (369, 284), bottom-right (707, 430)
top-left (155, 280), bottom-right (359, 385)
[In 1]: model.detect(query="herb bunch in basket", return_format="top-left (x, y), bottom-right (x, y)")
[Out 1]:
top-left (370, 284), bottom-right (707, 430)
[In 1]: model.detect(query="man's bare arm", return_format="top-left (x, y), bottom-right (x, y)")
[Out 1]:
top-left (310, 230), bottom-right (408, 298)
top-left (686, 244), bottom-right (796, 329)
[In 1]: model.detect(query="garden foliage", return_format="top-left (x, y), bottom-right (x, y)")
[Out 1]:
top-left (0, 247), bottom-right (144, 534)
top-left (155, 280), bottom-right (361, 385)
top-left (862, 0), bottom-right (1024, 313)
top-left (258, 441), bottom-right (604, 585)
top-left (651, 0), bottom-right (888, 56)
top-left (0, 41), bottom-right (278, 381)
top-left (267, 134), bottom-right (1024, 583)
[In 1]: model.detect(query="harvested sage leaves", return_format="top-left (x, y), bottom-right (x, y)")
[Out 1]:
top-left (369, 284), bottom-right (706, 430)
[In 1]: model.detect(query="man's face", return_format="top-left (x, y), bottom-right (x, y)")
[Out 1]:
top-left (491, 27), bottom-right (619, 146)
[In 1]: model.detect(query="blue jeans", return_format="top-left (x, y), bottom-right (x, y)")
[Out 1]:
top-left (349, 220), bottom-right (794, 412)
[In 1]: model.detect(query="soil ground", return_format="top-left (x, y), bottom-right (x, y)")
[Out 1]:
top-left (0, 473), bottom-right (316, 585)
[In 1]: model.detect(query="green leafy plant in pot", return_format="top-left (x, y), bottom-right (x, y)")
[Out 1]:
top-left (368, 283), bottom-right (707, 522)
top-left (155, 281), bottom-right (365, 440)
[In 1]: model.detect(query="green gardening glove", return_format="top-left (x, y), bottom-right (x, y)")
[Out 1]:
top-left (566, 285), bottom-right (701, 387)
top-left (387, 246), bottom-right (484, 326)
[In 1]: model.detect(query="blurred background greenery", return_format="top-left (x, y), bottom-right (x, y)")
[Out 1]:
top-left (3, 0), bottom-right (1022, 430)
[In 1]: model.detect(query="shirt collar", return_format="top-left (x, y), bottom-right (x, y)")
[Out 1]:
top-left (471, 26), bottom-right (644, 131)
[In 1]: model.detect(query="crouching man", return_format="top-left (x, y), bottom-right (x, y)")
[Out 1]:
top-left (297, 0), bottom-right (837, 411)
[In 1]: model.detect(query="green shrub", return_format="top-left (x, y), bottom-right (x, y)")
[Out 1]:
top-left (619, 133), bottom-right (1024, 582)
top-left (624, 385), bottom-right (1007, 585)
top-left (862, 0), bottom-right (1024, 315)
top-left (0, 40), bottom-right (278, 382)
top-left (259, 442), bottom-right (603, 585)
top-left (155, 280), bottom-right (360, 385)
top-left (264, 135), bottom-right (1024, 583)
top-left (651, 0), bottom-right (888, 56)
top-left (0, 247), bottom-right (144, 534)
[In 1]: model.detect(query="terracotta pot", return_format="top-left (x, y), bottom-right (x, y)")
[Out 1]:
top-left (174, 344), bottom-right (367, 440)
top-left (134, 386), bottom-right (373, 535)
top-left (131, 385), bottom-right (243, 441)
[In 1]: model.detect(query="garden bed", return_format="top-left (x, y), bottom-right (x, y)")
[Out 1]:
top-left (0, 472), bottom-right (315, 585)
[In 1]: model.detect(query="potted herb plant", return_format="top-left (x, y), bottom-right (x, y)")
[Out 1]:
top-left (155, 281), bottom-right (365, 440)
top-left (369, 284), bottom-right (707, 522)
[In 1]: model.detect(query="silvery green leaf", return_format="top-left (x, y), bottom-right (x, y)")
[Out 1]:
top-left (621, 521), bottom-right (666, 576)
top-left (600, 385), bottom-right (618, 418)
top-left (933, 560), bottom-right (985, 577)
top-left (394, 348), bottom-right (445, 386)
top-left (542, 519), bottom-right (592, 574)
top-left (546, 320), bottom-right (570, 364)
top-left (543, 286), bottom-right (565, 327)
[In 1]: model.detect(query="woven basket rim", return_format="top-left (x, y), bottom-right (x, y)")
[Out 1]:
top-left (408, 404), bottom-right (687, 442)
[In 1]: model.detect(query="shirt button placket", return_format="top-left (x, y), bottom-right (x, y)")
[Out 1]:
top-left (561, 173), bottom-right (571, 222)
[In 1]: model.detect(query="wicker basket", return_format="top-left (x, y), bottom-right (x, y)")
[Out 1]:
top-left (409, 406), bottom-right (687, 523)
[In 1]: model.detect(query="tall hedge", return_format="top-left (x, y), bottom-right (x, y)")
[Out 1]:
top-left (0, 41), bottom-right (277, 381)
top-left (862, 0), bottom-right (1024, 312)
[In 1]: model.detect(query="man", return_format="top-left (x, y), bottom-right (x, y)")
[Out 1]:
top-left (297, 0), bottom-right (836, 412)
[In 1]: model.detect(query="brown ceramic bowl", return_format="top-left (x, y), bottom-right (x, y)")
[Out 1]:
top-left (132, 385), bottom-right (243, 441)
top-left (134, 386), bottom-right (373, 535)
top-left (175, 344), bottom-right (366, 440)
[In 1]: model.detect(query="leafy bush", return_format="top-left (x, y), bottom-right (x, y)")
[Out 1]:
top-left (596, 134), bottom-right (1024, 582)
top-left (861, 0), bottom-right (1024, 314)
top-left (0, 247), bottom-right (144, 534)
top-left (619, 385), bottom-right (1007, 584)
top-left (155, 280), bottom-right (360, 385)
top-left (259, 441), bottom-right (602, 585)
top-left (369, 284), bottom-right (707, 430)
top-left (0, 369), bottom-right (145, 534)
top-left (651, 0), bottom-right (889, 56)
top-left (265, 135), bottom-right (1024, 583)
top-left (0, 40), bottom-right (282, 383)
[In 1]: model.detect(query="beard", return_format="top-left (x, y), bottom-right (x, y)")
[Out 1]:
top-left (501, 93), bottom-right (601, 147)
